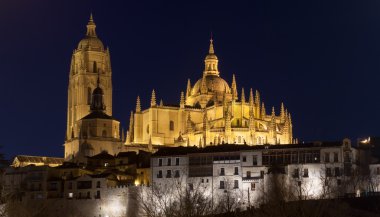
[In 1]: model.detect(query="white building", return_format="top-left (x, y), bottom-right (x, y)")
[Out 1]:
top-left (150, 138), bottom-right (362, 211)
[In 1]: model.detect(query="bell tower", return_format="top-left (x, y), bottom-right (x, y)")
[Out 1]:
top-left (66, 14), bottom-right (113, 140)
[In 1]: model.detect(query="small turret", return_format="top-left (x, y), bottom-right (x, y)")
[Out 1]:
top-left (180, 91), bottom-right (185, 109)
top-left (201, 74), bottom-right (208, 94)
top-left (261, 102), bottom-right (266, 118)
top-left (280, 102), bottom-right (285, 122)
top-left (186, 79), bottom-right (191, 98)
top-left (241, 88), bottom-right (246, 104)
top-left (136, 96), bottom-right (141, 112)
top-left (231, 74), bottom-right (238, 100)
top-left (150, 89), bottom-right (156, 107)
top-left (128, 111), bottom-right (134, 142)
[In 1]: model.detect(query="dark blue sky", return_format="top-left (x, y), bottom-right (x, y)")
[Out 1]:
top-left (1, 0), bottom-right (380, 159)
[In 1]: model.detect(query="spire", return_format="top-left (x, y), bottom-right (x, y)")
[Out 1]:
top-left (255, 90), bottom-right (261, 107)
top-left (150, 89), bottom-right (157, 107)
top-left (271, 106), bottom-right (275, 117)
top-left (136, 96), bottom-right (141, 112)
top-left (186, 79), bottom-right (191, 98)
top-left (280, 102), bottom-right (285, 122)
top-left (128, 111), bottom-right (134, 143)
top-left (261, 102), bottom-right (266, 118)
top-left (231, 74), bottom-right (238, 100)
top-left (159, 99), bottom-right (163, 106)
top-left (209, 36), bottom-right (214, 54)
top-left (180, 91), bottom-right (185, 109)
top-left (241, 88), bottom-right (246, 104)
top-left (201, 74), bottom-right (208, 94)
top-left (249, 88), bottom-right (254, 106)
top-left (86, 13), bottom-right (97, 37)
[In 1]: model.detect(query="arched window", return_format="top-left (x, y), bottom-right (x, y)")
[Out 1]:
top-left (102, 130), bottom-right (107, 137)
top-left (93, 61), bottom-right (97, 73)
top-left (169, 121), bottom-right (174, 131)
top-left (87, 87), bottom-right (92, 105)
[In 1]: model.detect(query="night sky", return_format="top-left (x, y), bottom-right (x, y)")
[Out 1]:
top-left (1, 0), bottom-right (380, 159)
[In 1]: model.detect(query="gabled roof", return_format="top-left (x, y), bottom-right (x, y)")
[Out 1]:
top-left (13, 155), bottom-right (64, 166)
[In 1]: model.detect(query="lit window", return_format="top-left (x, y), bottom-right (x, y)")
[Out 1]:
top-left (68, 192), bottom-right (73, 198)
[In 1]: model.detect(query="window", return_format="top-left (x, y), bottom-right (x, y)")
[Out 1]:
top-left (377, 167), bottom-right (380, 175)
top-left (260, 171), bottom-right (264, 178)
top-left (96, 181), bottom-right (101, 188)
top-left (95, 191), bottom-right (100, 199)
top-left (293, 168), bottom-right (299, 178)
top-left (220, 181), bottom-right (225, 189)
top-left (251, 182), bottom-right (255, 191)
top-left (102, 130), bottom-right (107, 137)
top-left (242, 156), bottom-right (247, 162)
top-left (158, 159), bottom-right (162, 166)
top-left (188, 183), bottom-right (194, 191)
top-left (206, 179), bottom-right (209, 183)
top-left (334, 153), bottom-right (338, 162)
top-left (68, 192), bottom-right (73, 198)
top-left (234, 167), bottom-right (239, 175)
top-left (325, 153), bottom-right (330, 163)
top-left (167, 158), bottom-right (171, 166)
top-left (174, 170), bottom-right (180, 178)
top-left (166, 170), bottom-right (172, 178)
top-left (220, 168), bottom-right (225, 176)
top-left (246, 171), bottom-right (251, 178)
top-left (157, 170), bottom-right (163, 178)
top-left (335, 167), bottom-right (341, 177)
top-left (93, 61), bottom-right (97, 73)
top-left (175, 158), bottom-right (180, 165)
top-left (68, 182), bottom-right (73, 190)
top-left (201, 179), bottom-right (204, 183)
top-left (169, 121), bottom-right (174, 131)
top-left (337, 179), bottom-right (342, 186)
top-left (303, 168), bottom-right (309, 178)
top-left (87, 191), bottom-right (91, 199)
top-left (104, 162), bottom-right (109, 167)
top-left (252, 155), bottom-right (258, 165)
top-left (234, 180), bottom-right (239, 189)
top-left (326, 168), bottom-right (332, 177)
top-left (146, 125), bottom-right (150, 134)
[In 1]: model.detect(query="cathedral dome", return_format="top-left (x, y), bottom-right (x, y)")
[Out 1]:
top-left (78, 36), bottom-right (104, 50)
top-left (77, 14), bottom-right (104, 50)
top-left (191, 75), bottom-right (231, 95)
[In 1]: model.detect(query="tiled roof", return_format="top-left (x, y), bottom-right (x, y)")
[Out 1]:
top-left (14, 155), bottom-right (64, 165)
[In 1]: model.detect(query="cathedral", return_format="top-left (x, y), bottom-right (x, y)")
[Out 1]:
top-left (126, 39), bottom-right (293, 147)
top-left (64, 15), bottom-right (294, 161)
